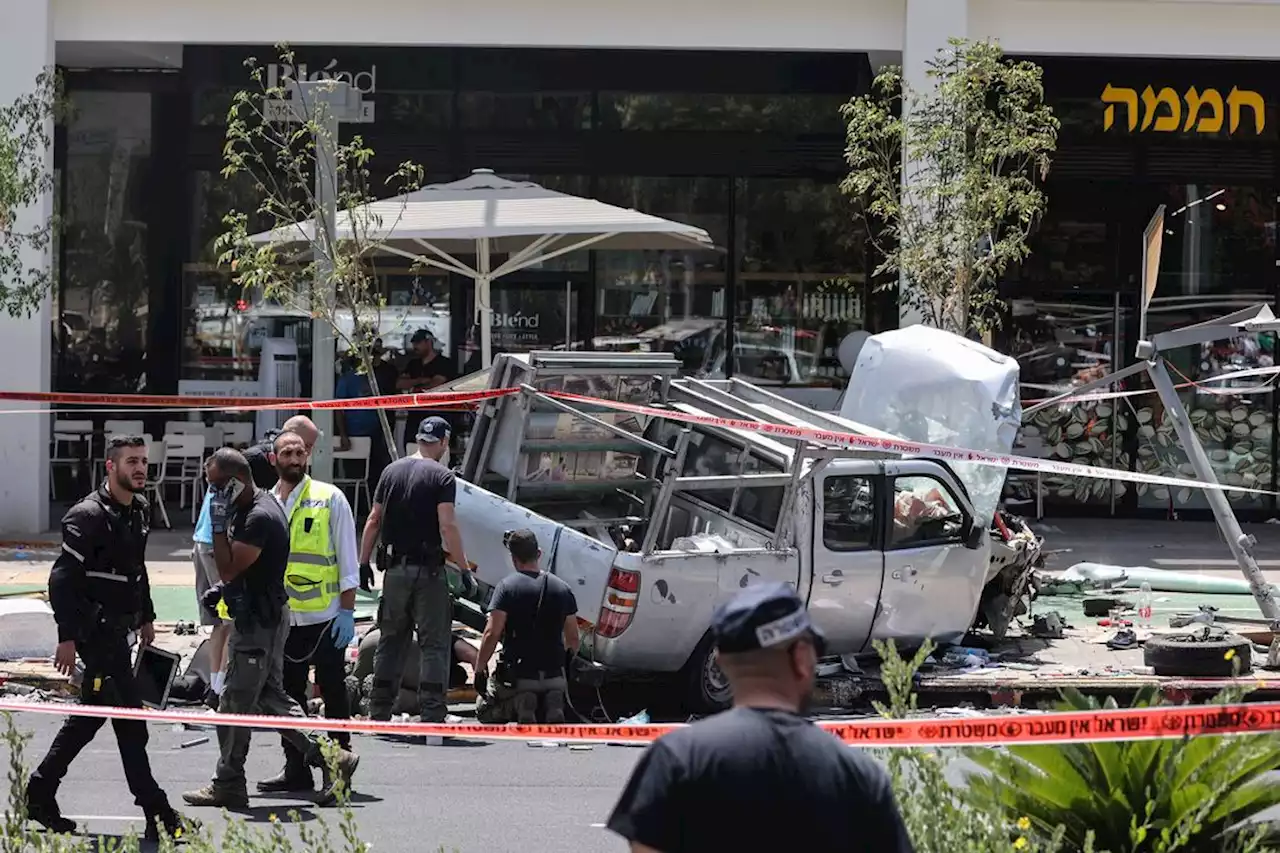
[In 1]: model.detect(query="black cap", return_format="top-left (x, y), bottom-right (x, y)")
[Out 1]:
top-left (711, 582), bottom-right (825, 654)
top-left (416, 416), bottom-right (451, 443)
top-left (410, 328), bottom-right (435, 344)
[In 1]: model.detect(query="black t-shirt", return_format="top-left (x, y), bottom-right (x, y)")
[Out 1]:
top-left (488, 570), bottom-right (578, 677)
top-left (608, 707), bottom-right (915, 853)
top-left (404, 353), bottom-right (456, 390)
top-left (373, 456), bottom-right (456, 558)
top-left (226, 489), bottom-right (291, 621)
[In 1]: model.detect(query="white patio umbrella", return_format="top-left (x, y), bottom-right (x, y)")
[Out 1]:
top-left (250, 168), bottom-right (715, 367)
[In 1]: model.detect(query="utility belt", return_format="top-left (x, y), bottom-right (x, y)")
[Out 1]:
top-left (222, 581), bottom-right (285, 631)
top-left (80, 600), bottom-right (142, 642)
top-left (384, 545), bottom-right (443, 569)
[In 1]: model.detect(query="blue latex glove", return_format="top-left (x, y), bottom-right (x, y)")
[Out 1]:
top-left (208, 486), bottom-right (230, 535)
top-left (330, 608), bottom-right (356, 649)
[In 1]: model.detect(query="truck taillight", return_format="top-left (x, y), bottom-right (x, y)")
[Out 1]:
top-left (596, 566), bottom-right (640, 639)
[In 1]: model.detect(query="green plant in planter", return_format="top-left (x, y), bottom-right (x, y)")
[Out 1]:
top-left (963, 687), bottom-right (1280, 853)
top-left (873, 640), bottom-right (1088, 853)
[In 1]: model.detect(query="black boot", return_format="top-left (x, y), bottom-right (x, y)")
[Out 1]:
top-left (144, 799), bottom-right (199, 843)
top-left (256, 753), bottom-right (313, 793)
top-left (25, 777), bottom-right (76, 834)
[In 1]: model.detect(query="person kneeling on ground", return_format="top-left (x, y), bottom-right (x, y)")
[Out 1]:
top-left (473, 529), bottom-right (579, 724)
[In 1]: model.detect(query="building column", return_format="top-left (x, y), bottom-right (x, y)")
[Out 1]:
top-left (0, 0), bottom-right (53, 535)
top-left (899, 0), bottom-right (969, 328)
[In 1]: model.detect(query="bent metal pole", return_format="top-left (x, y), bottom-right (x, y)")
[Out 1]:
top-left (1145, 354), bottom-right (1280, 668)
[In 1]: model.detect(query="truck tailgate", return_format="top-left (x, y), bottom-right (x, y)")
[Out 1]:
top-left (454, 480), bottom-right (618, 623)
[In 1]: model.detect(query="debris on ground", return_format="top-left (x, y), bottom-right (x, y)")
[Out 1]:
top-left (1030, 612), bottom-right (1066, 639)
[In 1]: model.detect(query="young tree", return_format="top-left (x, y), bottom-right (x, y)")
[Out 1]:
top-left (215, 46), bottom-right (423, 463)
top-left (842, 39), bottom-right (1058, 336)
top-left (0, 69), bottom-right (61, 316)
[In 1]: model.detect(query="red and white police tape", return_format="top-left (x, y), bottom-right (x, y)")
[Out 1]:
top-left (0, 700), bottom-right (1278, 748)
top-left (0, 383), bottom-right (1272, 496)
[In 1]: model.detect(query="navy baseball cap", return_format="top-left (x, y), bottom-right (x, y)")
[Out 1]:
top-left (711, 582), bottom-right (825, 654)
top-left (416, 416), bottom-right (451, 444)
top-left (410, 328), bottom-right (435, 344)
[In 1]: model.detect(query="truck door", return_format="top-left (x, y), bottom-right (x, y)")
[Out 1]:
top-left (875, 461), bottom-right (987, 646)
top-left (807, 468), bottom-right (884, 655)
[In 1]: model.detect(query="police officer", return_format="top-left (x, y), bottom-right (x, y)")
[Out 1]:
top-left (183, 448), bottom-right (358, 809)
top-left (473, 530), bottom-right (579, 724)
top-left (27, 435), bottom-right (196, 841)
top-left (257, 428), bottom-right (360, 794)
top-left (608, 583), bottom-right (915, 853)
top-left (358, 416), bottom-right (472, 723)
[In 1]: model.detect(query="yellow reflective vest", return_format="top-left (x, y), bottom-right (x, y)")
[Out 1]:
top-left (214, 478), bottom-right (340, 621)
top-left (282, 478), bottom-right (341, 613)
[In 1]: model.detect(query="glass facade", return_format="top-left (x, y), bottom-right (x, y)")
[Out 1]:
top-left (1001, 57), bottom-right (1280, 519)
top-left (169, 46), bottom-right (870, 386)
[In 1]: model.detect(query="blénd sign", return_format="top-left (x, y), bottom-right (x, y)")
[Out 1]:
top-left (265, 59), bottom-right (377, 123)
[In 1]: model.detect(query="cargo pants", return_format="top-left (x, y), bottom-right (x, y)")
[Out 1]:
top-left (369, 559), bottom-right (452, 723)
top-left (476, 670), bottom-right (568, 725)
top-left (213, 612), bottom-right (325, 794)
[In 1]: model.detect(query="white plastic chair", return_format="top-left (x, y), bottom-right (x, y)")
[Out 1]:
top-left (162, 433), bottom-right (206, 521)
top-left (333, 436), bottom-right (372, 516)
top-left (50, 419), bottom-right (93, 499)
top-left (215, 421), bottom-right (254, 448)
top-left (140, 433), bottom-right (171, 529)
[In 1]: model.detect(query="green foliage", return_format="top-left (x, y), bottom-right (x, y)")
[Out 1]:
top-left (841, 39), bottom-right (1058, 335)
top-left (214, 44), bottom-right (424, 454)
top-left (964, 687), bottom-right (1280, 853)
top-left (0, 69), bottom-right (62, 317)
top-left (872, 639), bottom-right (1089, 853)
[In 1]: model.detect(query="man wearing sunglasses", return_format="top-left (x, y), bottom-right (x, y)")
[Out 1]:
top-left (608, 583), bottom-right (914, 853)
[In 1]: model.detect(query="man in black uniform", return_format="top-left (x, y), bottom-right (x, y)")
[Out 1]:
top-left (358, 416), bottom-right (472, 723)
top-left (607, 583), bottom-right (914, 853)
top-left (183, 448), bottom-right (358, 809)
top-left (397, 329), bottom-right (456, 445)
top-left (473, 529), bottom-right (579, 724)
top-left (28, 435), bottom-right (195, 841)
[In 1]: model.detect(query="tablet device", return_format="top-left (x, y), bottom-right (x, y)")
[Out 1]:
top-left (133, 645), bottom-right (181, 710)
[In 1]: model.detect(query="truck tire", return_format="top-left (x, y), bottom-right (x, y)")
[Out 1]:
top-left (1143, 632), bottom-right (1252, 677)
top-left (683, 633), bottom-right (733, 714)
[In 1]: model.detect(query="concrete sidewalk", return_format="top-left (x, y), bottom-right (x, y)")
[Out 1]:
top-left (1033, 518), bottom-right (1280, 582)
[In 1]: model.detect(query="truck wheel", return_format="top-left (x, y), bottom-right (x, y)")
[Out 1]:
top-left (1143, 632), bottom-right (1252, 677)
top-left (683, 634), bottom-right (732, 714)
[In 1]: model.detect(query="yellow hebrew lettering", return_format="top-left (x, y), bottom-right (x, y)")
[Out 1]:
top-left (1141, 86), bottom-right (1182, 133)
top-left (1101, 84), bottom-right (1138, 132)
top-left (1183, 87), bottom-right (1224, 134)
top-left (1227, 87), bottom-right (1265, 134)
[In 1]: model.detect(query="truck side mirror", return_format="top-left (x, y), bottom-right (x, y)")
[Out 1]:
top-left (964, 522), bottom-right (985, 550)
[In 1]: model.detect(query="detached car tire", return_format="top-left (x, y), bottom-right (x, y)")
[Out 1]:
top-left (1143, 632), bottom-right (1252, 677)
top-left (683, 633), bottom-right (733, 714)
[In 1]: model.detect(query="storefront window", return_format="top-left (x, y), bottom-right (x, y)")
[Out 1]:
top-left (1003, 187), bottom-right (1114, 290)
top-left (458, 92), bottom-right (591, 131)
top-left (594, 177), bottom-right (729, 376)
top-left (734, 178), bottom-right (864, 390)
top-left (1008, 296), bottom-right (1129, 513)
top-left (597, 93), bottom-right (847, 133)
top-left (1134, 296), bottom-right (1275, 512)
top-left (59, 91), bottom-right (151, 395)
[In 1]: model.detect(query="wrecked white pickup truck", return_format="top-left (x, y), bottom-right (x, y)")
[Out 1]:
top-left (452, 343), bottom-right (1041, 712)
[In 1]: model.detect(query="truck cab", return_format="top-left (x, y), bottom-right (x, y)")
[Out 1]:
top-left (457, 352), bottom-right (1017, 713)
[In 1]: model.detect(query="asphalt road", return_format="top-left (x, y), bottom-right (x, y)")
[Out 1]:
top-left (4, 714), bottom-right (643, 853)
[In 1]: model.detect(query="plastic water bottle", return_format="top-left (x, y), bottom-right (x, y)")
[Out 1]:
top-left (1137, 582), bottom-right (1154, 628)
